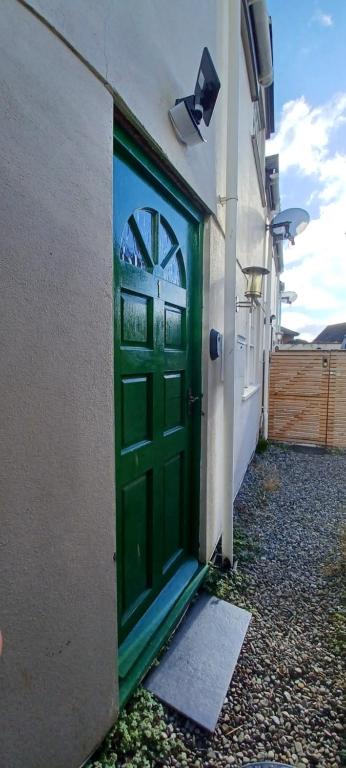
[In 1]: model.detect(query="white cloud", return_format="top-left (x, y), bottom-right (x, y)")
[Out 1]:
top-left (268, 94), bottom-right (346, 176)
top-left (318, 154), bottom-right (346, 202)
top-left (281, 311), bottom-right (313, 330)
top-left (312, 10), bottom-right (333, 27)
top-left (267, 94), bottom-right (346, 341)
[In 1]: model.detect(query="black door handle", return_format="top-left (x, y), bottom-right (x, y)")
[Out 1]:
top-left (187, 388), bottom-right (200, 415)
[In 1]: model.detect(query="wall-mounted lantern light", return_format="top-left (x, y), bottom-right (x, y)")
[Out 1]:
top-left (236, 266), bottom-right (269, 310)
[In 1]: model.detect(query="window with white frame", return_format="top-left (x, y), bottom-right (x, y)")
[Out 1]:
top-left (244, 306), bottom-right (260, 390)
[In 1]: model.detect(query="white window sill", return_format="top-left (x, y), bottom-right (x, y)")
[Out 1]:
top-left (242, 384), bottom-right (260, 401)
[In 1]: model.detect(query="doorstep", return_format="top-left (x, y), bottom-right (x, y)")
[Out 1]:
top-left (144, 591), bottom-right (251, 731)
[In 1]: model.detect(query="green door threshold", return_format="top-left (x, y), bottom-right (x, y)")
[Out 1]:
top-left (119, 559), bottom-right (208, 708)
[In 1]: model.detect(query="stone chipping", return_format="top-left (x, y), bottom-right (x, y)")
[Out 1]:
top-left (162, 444), bottom-right (345, 768)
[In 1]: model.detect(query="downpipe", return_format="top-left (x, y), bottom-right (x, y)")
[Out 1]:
top-left (222, 0), bottom-right (241, 567)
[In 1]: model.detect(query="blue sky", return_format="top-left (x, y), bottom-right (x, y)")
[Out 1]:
top-left (267, 0), bottom-right (346, 340)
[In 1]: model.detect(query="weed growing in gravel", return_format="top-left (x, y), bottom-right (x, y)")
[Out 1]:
top-left (326, 523), bottom-right (346, 660)
top-left (323, 523), bottom-right (346, 766)
top-left (87, 688), bottom-right (185, 768)
top-left (256, 436), bottom-right (269, 454)
top-left (262, 472), bottom-right (281, 492)
top-left (329, 610), bottom-right (346, 658)
top-left (234, 525), bottom-right (261, 564)
top-left (327, 446), bottom-right (346, 456)
top-left (205, 563), bottom-right (255, 613)
top-left (206, 526), bottom-right (260, 612)
top-left (323, 521), bottom-right (346, 580)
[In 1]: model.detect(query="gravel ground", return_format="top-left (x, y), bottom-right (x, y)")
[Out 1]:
top-left (163, 444), bottom-right (345, 768)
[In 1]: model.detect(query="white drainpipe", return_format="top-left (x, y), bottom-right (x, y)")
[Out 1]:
top-left (222, 0), bottom-right (241, 566)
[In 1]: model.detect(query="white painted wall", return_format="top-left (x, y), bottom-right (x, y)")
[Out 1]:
top-left (26, 0), bottom-right (229, 215)
top-left (233, 47), bottom-right (267, 497)
top-left (0, 3), bottom-right (117, 767)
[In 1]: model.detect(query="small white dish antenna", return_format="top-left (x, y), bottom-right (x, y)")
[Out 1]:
top-left (281, 290), bottom-right (298, 305)
top-left (269, 208), bottom-right (310, 245)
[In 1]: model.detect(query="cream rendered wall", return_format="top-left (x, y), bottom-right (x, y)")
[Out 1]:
top-left (25, 0), bottom-right (229, 215)
top-left (233, 47), bottom-right (267, 496)
top-left (20, 0), bottom-right (265, 549)
top-left (0, 3), bottom-right (117, 767)
top-left (202, 27), bottom-right (268, 550)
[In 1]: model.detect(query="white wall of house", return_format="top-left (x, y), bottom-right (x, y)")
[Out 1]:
top-left (25, 0), bottom-right (229, 216)
top-left (0, 1), bottom-right (274, 765)
top-left (233, 46), bottom-right (268, 497)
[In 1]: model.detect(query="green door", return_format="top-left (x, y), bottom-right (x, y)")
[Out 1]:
top-left (114, 129), bottom-right (203, 654)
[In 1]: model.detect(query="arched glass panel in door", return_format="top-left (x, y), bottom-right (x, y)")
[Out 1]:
top-left (120, 208), bottom-right (186, 287)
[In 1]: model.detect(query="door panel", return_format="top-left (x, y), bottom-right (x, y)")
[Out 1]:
top-left (163, 453), bottom-right (184, 571)
top-left (164, 373), bottom-right (183, 430)
top-left (122, 472), bottom-right (152, 618)
top-left (114, 137), bottom-right (202, 645)
top-left (121, 374), bottom-right (151, 449)
top-left (121, 291), bottom-right (152, 347)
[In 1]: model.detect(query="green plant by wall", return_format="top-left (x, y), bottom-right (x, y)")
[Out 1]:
top-left (233, 526), bottom-right (260, 564)
top-left (205, 563), bottom-right (254, 613)
top-left (88, 688), bottom-right (186, 768)
top-left (206, 525), bottom-right (260, 613)
top-left (256, 436), bottom-right (269, 454)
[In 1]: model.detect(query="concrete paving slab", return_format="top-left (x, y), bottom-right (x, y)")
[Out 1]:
top-left (144, 591), bottom-right (251, 731)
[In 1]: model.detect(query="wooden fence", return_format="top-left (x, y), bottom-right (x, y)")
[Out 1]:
top-left (268, 350), bottom-right (346, 448)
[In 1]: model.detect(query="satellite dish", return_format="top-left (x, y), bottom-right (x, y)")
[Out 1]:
top-left (269, 208), bottom-right (310, 245)
top-left (281, 290), bottom-right (298, 305)
top-left (169, 47), bottom-right (221, 146)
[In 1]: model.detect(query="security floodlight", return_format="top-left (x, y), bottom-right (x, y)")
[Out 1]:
top-left (169, 47), bottom-right (221, 146)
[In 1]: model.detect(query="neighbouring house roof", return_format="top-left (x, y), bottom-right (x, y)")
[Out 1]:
top-left (280, 326), bottom-right (299, 338)
top-left (313, 322), bottom-right (346, 343)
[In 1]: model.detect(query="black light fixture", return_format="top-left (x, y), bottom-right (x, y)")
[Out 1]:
top-left (169, 47), bottom-right (221, 146)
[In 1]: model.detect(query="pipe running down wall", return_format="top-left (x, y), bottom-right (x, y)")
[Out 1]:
top-left (222, 0), bottom-right (241, 566)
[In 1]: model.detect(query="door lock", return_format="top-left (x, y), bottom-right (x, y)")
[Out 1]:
top-left (187, 388), bottom-right (200, 415)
